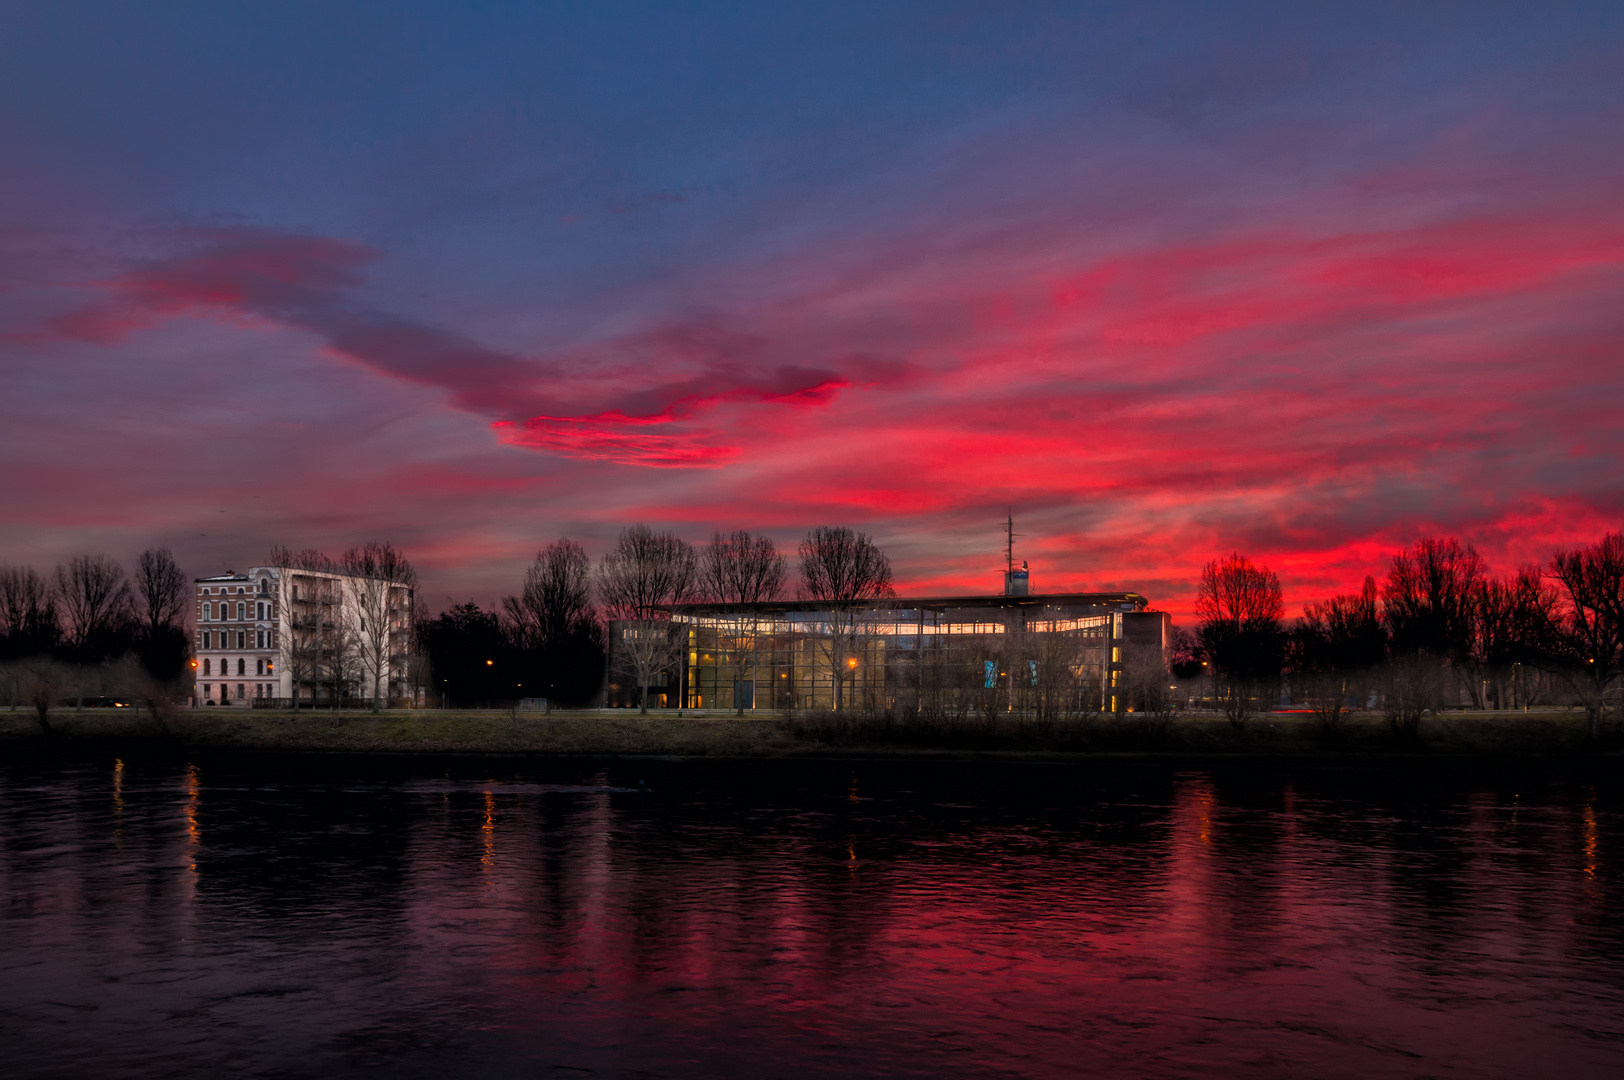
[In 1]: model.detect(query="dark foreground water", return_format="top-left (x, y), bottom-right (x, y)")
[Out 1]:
top-left (2, 754), bottom-right (1622, 1079)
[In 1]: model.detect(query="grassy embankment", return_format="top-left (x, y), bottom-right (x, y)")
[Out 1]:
top-left (1, 705), bottom-right (1619, 758)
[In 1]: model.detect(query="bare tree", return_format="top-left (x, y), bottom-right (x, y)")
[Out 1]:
top-left (268, 546), bottom-right (337, 573)
top-left (278, 567), bottom-right (342, 709)
top-left (1379, 652), bottom-right (1443, 740)
top-left (1471, 566), bottom-right (1557, 710)
top-left (134, 547), bottom-right (189, 637)
top-left (1383, 536), bottom-right (1484, 706)
top-left (1029, 630), bottom-right (1091, 722)
top-left (1549, 532), bottom-right (1624, 740)
top-left (1196, 552), bottom-right (1284, 729)
top-left (597, 526), bottom-right (698, 715)
top-left (0, 567), bottom-right (60, 708)
top-left (129, 547), bottom-right (193, 700)
top-left (54, 555), bottom-right (135, 710)
top-left (701, 530), bottom-right (788, 715)
top-left (269, 550), bottom-right (338, 708)
top-left (504, 539), bottom-right (601, 711)
top-left (55, 555), bottom-right (134, 656)
top-left (1120, 645), bottom-right (1177, 730)
top-left (283, 600), bottom-right (323, 709)
top-left (1294, 576), bottom-right (1387, 733)
top-left (1, 565), bottom-right (60, 652)
top-left (799, 526), bottom-right (896, 711)
top-left (340, 542), bottom-right (418, 711)
top-left (325, 611), bottom-right (363, 711)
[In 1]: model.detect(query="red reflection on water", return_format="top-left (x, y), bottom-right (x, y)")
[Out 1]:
top-left (4, 762), bottom-right (1624, 1079)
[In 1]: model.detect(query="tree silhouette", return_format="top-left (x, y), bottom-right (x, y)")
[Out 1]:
top-left (1195, 552), bottom-right (1283, 729)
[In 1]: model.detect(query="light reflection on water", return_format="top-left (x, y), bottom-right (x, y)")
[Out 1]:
top-left (1, 754), bottom-right (1621, 1079)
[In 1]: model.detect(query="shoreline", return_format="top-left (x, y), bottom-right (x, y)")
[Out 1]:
top-left (3, 706), bottom-right (1621, 765)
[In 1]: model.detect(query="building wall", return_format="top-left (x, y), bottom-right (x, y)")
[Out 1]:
top-left (193, 565), bottom-right (413, 706)
top-left (193, 571), bottom-right (279, 705)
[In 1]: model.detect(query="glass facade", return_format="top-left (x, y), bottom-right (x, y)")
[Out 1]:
top-left (653, 593), bottom-right (1154, 715)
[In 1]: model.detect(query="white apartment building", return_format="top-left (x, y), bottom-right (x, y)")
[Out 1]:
top-left (193, 564), bottom-right (414, 707)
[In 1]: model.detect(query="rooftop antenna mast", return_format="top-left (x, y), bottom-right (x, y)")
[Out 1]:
top-left (1001, 509), bottom-right (1029, 595)
top-left (1005, 509), bottom-right (1016, 576)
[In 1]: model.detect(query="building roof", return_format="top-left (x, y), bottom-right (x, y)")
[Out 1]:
top-left (665, 591), bottom-right (1149, 616)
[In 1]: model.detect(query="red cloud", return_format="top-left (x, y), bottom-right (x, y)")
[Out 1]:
top-left (494, 414), bottom-right (739, 468)
top-left (33, 229), bottom-right (870, 465)
top-left (13, 204), bottom-right (1623, 620)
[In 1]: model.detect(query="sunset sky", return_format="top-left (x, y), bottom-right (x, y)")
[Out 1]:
top-left (3, 2), bottom-right (1621, 620)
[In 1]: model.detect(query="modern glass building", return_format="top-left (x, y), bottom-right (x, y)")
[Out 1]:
top-left (645, 592), bottom-right (1167, 715)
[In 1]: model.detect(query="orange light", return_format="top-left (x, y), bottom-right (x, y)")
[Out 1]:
top-left (847, 658), bottom-right (857, 667)
top-left (190, 659), bottom-right (199, 669)
top-left (486, 659), bottom-right (494, 666)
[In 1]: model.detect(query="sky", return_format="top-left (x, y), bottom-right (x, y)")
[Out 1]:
top-left (2, 1), bottom-right (1622, 620)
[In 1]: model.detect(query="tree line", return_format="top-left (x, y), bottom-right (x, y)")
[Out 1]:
top-left (0, 549), bottom-right (191, 728)
top-left (10, 526), bottom-right (1621, 737)
top-left (419, 525), bottom-right (890, 712)
top-left (1190, 532), bottom-right (1624, 738)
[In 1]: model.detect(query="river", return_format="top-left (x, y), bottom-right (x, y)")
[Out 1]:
top-left (2, 753), bottom-right (1621, 1077)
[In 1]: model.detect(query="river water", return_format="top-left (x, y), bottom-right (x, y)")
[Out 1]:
top-left (1, 753), bottom-right (1621, 1078)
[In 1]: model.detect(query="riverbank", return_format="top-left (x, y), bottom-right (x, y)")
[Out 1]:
top-left (1, 706), bottom-right (1619, 760)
